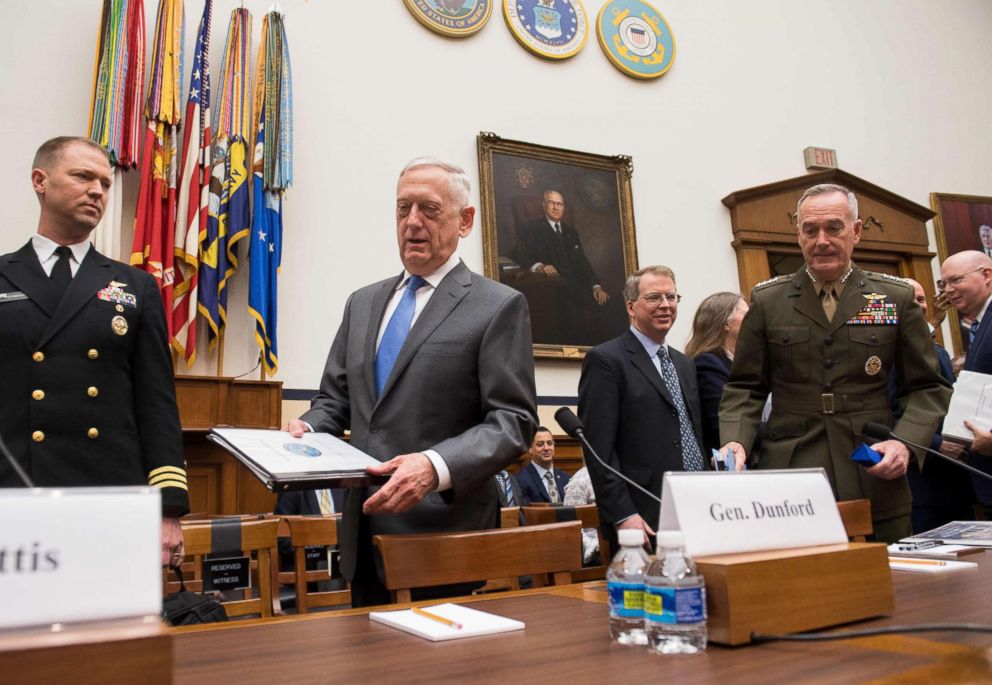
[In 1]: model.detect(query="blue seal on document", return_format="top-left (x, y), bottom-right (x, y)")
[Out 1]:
top-left (403, 0), bottom-right (494, 38)
top-left (283, 443), bottom-right (322, 458)
top-left (503, 0), bottom-right (588, 60)
top-left (596, 0), bottom-right (675, 79)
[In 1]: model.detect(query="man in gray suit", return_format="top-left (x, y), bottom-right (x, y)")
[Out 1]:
top-left (287, 157), bottom-right (537, 605)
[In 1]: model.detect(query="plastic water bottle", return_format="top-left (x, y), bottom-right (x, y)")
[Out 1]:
top-left (644, 530), bottom-right (707, 654)
top-left (607, 528), bottom-right (649, 645)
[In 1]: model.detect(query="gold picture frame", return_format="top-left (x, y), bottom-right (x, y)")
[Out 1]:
top-left (477, 132), bottom-right (639, 359)
top-left (930, 191), bottom-right (992, 357)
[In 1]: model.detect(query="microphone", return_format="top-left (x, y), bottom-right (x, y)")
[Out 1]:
top-left (861, 421), bottom-right (992, 483)
top-left (554, 407), bottom-right (661, 505)
top-left (0, 432), bottom-right (35, 488)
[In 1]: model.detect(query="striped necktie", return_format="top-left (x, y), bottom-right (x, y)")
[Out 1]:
top-left (657, 347), bottom-right (705, 471)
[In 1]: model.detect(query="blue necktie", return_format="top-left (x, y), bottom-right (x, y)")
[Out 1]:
top-left (374, 275), bottom-right (426, 397)
top-left (971, 319), bottom-right (980, 345)
top-left (657, 346), bottom-right (705, 471)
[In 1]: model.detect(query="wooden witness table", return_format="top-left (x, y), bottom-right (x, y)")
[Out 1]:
top-left (172, 553), bottom-right (992, 684)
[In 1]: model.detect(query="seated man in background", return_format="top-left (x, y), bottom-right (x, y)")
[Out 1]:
top-left (891, 279), bottom-right (974, 532)
top-left (516, 426), bottom-right (570, 505)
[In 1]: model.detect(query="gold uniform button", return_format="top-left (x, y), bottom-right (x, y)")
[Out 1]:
top-left (87, 349), bottom-right (99, 360)
top-left (87, 428), bottom-right (99, 439)
top-left (87, 387), bottom-right (99, 398)
top-left (32, 351), bottom-right (44, 362)
top-left (32, 390), bottom-right (45, 401)
top-left (32, 431), bottom-right (45, 443)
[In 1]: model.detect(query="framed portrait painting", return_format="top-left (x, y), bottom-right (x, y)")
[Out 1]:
top-left (477, 132), bottom-right (638, 359)
top-left (930, 191), bottom-right (992, 356)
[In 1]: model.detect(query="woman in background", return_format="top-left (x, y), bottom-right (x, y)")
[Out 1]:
top-left (685, 292), bottom-right (749, 457)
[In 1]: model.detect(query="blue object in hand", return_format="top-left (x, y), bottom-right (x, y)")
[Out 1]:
top-left (851, 442), bottom-right (882, 467)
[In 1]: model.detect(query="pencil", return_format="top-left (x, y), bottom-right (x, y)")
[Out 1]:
top-left (412, 606), bottom-right (463, 629)
top-left (890, 558), bottom-right (947, 566)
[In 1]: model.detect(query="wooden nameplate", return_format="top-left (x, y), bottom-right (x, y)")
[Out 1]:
top-left (696, 542), bottom-right (893, 646)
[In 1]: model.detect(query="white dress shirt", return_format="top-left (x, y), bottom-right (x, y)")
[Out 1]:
top-left (32, 234), bottom-right (91, 277)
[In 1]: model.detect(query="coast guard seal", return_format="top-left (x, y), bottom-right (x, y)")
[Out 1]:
top-left (403, 0), bottom-right (493, 38)
top-left (596, 0), bottom-right (676, 79)
top-left (503, 0), bottom-right (588, 60)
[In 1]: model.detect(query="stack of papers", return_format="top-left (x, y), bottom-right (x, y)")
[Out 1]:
top-left (369, 603), bottom-right (525, 642)
top-left (207, 428), bottom-right (381, 491)
top-left (886, 543), bottom-right (982, 559)
top-left (901, 521), bottom-right (992, 547)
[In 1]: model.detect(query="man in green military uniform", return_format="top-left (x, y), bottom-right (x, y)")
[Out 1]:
top-left (719, 183), bottom-right (951, 542)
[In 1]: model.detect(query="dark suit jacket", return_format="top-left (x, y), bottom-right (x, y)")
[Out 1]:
top-left (516, 462), bottom-right (570, 504)
top-left (511, 217), bottom-right (600, 296)
top-left (300, 260), bottom-right (537, 582)
top-left (965, 314), bottom-right (992, 502)
top-left (273, 489), bottom-right (345, 565)
top-left (0, 241), bottom-right (188, 514)
top-left (578, 329), bottom-right (704, 546)
top-left (694, 351), bottom-right (732, 455)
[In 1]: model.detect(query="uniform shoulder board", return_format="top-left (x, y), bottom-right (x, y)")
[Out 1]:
top-left (867, 271), bottom-right (912, 289)
top-left (754, 275), bottom-right (788, 290)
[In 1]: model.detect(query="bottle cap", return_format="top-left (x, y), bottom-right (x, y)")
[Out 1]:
top-left (656, 530), bottom-right (686, 548)
top-left (617, 529), bottom-right (644, 547)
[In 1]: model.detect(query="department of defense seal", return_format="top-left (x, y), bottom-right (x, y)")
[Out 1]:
top-left (503, 0), bottom-right (588, 60)
top-left (596, 0), bottom-right (675, 79)
top-left (403, 0), bottom-right (493, 38)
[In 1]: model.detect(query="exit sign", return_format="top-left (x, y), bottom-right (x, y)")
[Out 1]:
top-left (804, 147), bottom-right (837, 170)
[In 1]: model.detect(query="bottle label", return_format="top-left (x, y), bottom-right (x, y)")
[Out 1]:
top-left (644, 586), bottom-right (706, 624)
top-left (607, 581), bottom-right (644, 618)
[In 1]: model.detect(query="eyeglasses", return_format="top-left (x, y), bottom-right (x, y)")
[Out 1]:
top-left (937, 267), bottom-right (987, 291)
top-left (638, 292), bottom-right (681, 305)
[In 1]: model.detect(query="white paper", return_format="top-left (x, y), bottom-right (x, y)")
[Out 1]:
top-left (0, 488), bottom-right (160, 629)
top-left (943, 370), bottom-right (992, 441)
top-left (888, 558), bottom-right (977, 573)
top-left (658, 469), bottom-right (848, 557)
top-left (211, 428), bottom-right (379, 475)
top-left (369, 603), bottom-right (525, 642)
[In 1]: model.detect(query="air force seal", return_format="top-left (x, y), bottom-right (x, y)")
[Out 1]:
top-left (503, 0), bottom-right (588, 60)
top-left (596, 0), bottom-right (675, 79)
top-left (403, 0), bottom-right (493, 38)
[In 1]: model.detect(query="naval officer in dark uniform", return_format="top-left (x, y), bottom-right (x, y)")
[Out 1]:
top-left (719, 183), bottom-right (951, 542)
top-left (0, 136), bottom-right (189, 565)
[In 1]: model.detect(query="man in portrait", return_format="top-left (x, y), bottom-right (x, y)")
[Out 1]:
top-left (510, 189), bottom-right (611, 345)
top-left (978, 224), bottom-right (992, 258)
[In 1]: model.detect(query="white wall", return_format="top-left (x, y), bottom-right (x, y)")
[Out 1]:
top-left (2, 0), bottom-right (991, 403)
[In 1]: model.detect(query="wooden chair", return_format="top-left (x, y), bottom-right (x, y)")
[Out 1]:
top-left (500, 506), bottom-right (521, 528)
top-left (373, 521), bottom-right (584, 603)
top-left (520, 505), bottom-right (609, 581)
top-left (164, 514), bottom-right (273, 596)
top-left (178, 517), bottom-right (279, 618)
top-left (837, 499), bottom-right (873, 542)
top-left (277, 515), bottom-right (351, 613)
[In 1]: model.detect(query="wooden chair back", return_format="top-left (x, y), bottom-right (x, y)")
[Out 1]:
top-left (520, 505), bottom-right (609, 581)
top-left (373, 521), bottom-right (584, 604)
top-left (278, 515), bottom-right (351, 613)
top-left (837, 499), bottom-right (873, 542)
top-left (500, 506), bottom-right (521, 528)
top-left (177, 517), bottom-right (279, 618)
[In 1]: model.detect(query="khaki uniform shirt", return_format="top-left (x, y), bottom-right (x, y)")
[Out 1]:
top-left (720, 266), bottom-right (952, 521)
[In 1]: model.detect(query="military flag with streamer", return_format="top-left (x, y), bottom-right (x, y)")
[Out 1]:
top-left (87, 0), bottom-right (145, 259)
top-left (199, 7), bottom-right (252, 359)
top-left (172, 0), bottom-right (212, 366)
top-left (248, 11), bottom-right (293, 377)
top-left (130, 0), bottom-right (184, 331)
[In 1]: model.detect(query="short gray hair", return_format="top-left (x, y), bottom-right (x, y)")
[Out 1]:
top-left (623, 265), bottom-right (676, 302)
top-left (399, 156), bottom-right (471, 208)
top-left (796, 183), bottom-right (858, 223)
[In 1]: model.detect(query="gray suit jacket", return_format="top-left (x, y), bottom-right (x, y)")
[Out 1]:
top-left (300, 260), bottom-right (537, 580)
